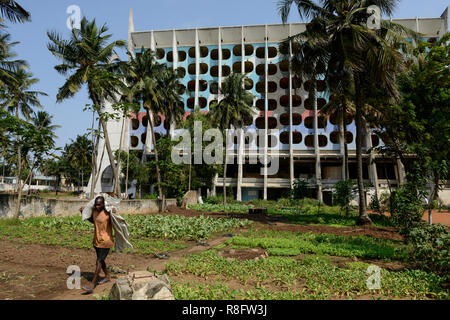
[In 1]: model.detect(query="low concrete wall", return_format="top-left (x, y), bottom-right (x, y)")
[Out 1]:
top-left (0, 194), bottom-right (177, 219)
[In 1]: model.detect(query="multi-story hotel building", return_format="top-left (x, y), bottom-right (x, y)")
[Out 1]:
top-left (88, 6), bottom-right (449, 205)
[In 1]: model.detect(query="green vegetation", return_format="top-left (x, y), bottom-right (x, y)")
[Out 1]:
top-left (190, 198), bottom-right (393, 228)
top-left (226, 229), bottom-right (406, 260)
top-left (166, 250), bottom-right (448, 300)
top-left (0, 214), bottom-right (252, 254)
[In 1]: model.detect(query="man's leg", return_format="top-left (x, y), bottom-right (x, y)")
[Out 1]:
top-left (100, 260), bottom-right (111, 281)
top-left (90, 260), bottom-right (102, 288)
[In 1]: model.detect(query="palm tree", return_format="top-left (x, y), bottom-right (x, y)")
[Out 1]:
top-left (0, 0), bottom-right (30, 23)
top-left (283, 17), bottom-right (330, 202)
top-left (124, 48), bottom-right (165, 203)
top-left (47, 17), bottom-right (126, 198)
top-left (158, 66), bottom-right (184, 138)
top-left (0, 33), bottom-right (25, 86)
top-left (278, 0), bottom-right (416, 225)
top-left (209, 72), bottom-right (255, 205)
top-left (321, 81), bottom-right (356, 180)
top-left (3, 68), bottom-right (46, 216)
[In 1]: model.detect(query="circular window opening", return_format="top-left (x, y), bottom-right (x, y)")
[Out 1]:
top-left (233, 61), bottom-right (254, 73)
top-left (280, 95), bottom-right (302, 108)
top-left (141, 133), bottom-right (147, 144)
top-left (279, 60), bottom-right (289, 72)
top-left (177, 84), bottom-right (186, 95)
top-left (188, 63), bottom-right (208, 75)
top-left (255, 46), bottom-right (277, 59)
top-left (318, 98), bottom-right (327, 109)
top-left (233, 44), bottom-right (254, 56)
top-left (154, 132), bottom-right (161, 141)
top-left (167, 50), bottom-right (187, 62)
top-left (256, 64), bottom-right (277, 76)
top-left (256, 81), bottom-right (277, 93)
top-left (142, 115), bottom-right (149, 127)
top-left (131, 118), bottom-right (139, 130)
top-left (130, 136), bottom-right (139, 148)
top-left (153, 114), bottom-right (162, 127)
top-left (155, 49), bottom-right (165, 60)
top-left (330, 112), bottom-right (353, 125)
top-left (244, 78), bottom-right (254, 90)
top-left (255, 99), bottom-right (277, 111)
top-left (280, 131), bottom-right (302, 144)
top-left (255, 117), bottom-right (277, 129)
top-left (305, 135), bottom-right (327, 147)
top-left (198, 97), bottom-right (207, 109)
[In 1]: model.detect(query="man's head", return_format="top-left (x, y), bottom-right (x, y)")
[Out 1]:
top-left (94, 196), bottom-right (105, 212)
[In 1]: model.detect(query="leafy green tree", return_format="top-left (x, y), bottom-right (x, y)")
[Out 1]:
top-left (124, 48), bottom-right (165, 202)
top-left (3, 68), bottom-right (46, 207)
top-left (47, 17), bottom-right (126, 197)
top-left (333, 180), bottom-right (357, 216)
top-left (61, 134), bottom-right (93, 190)
top-left (209, 72), bottom-right (255, 205)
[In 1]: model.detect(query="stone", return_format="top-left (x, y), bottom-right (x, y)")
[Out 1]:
top-left (109, 276), bottom-right (133, 300)
top-left (151, 286), bottom-right (174, 300)
top-left (181, 190), bottom-right (198, 209)
top-left (109, 271), bottom-right (175, 300)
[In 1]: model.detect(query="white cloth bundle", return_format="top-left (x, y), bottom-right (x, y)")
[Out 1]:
top-left (82, 194), bottom-right (134, 253)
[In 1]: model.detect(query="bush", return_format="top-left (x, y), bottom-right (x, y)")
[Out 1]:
top-left (333, 180), bottom-right (357, 216)
top-left (407, 224), bottom-right (450, 275)
top-left (204, 196), bottom-right (223, 205)
top-left (369, 194), bottom-right (381, 213)
top-left (389, 170), bottom-right (427, 239)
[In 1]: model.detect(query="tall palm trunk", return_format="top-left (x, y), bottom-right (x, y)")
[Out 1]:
top-left (223, 150), bottom-right (227, 206)
top-left (354, 73), bottom-right (371, 225)
top-left (146, 109), bottom-right (163, 208)
top-left (311, 77), bottom-right (322, 202)
top-left (342, 110), bottom-right (349, 180)
top-left (113, 110), bottom-right (127, 197)
top-left (14, 105), bottom-right (22, 218)
top-left (94, 98), bottom-right (119, 197)
top-left (89, 111), bottom-right (98, 199)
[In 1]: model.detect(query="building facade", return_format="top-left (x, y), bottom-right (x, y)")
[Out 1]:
top-left (88, 7), bottom-right (450, 205)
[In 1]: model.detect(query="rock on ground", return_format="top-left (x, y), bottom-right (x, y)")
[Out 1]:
top-left (109, 271), bottom-right (174, 300)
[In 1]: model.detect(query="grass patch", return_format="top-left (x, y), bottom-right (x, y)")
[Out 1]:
top-left (226, 229), bottom-right (406, 260)
top-left (0, 214), bottom-right (252, 254)
top-left (166, 250), bottom-right (449, 300)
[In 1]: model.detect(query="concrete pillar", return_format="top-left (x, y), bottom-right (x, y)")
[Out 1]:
top-left (365, 124), bottom-right (379, 196)
top-left (288, 31), bottom-right (294, 189)
top-left (237, 27), bottom-right (245, 201)
top-left (263, 25), bottom-right (268, 200)
top-left (194, 29), bottom-right (200, 108)
top-left (169, 29), bottom-right (178, 138)
top-left (313, 76), bottom-right (323, 202)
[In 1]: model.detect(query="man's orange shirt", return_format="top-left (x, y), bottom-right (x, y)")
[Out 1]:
top-left (92, 209), bottom-right (114, 249)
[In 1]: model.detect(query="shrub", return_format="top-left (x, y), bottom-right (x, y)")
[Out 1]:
top-left (389, 170), bottom-right (427, 239)
top-left (333, 180), bottom-right (357, 216)
top-left (407, 224), bottom-right (450, 275)
top-left (204, 196), bottom-right (223, 205)
top-left (369, 194), bottom-right (381, 213)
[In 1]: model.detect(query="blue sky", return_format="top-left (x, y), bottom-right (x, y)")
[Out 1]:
top-left (5, 0), bottom-right (449, 152)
